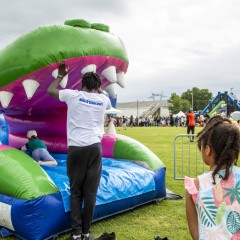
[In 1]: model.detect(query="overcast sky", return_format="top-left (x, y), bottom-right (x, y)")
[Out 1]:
top-left (1, 0), bottom-right (240, 103)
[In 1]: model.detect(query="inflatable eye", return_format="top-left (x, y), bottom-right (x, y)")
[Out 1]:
top-left (64, 19), bottom-right (91, 28)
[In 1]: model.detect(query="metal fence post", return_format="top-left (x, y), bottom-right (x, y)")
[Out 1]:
top-left (174, 134), bottom-right (206, 180)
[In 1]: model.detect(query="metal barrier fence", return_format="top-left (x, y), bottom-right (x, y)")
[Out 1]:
top-left (174, 134), bottom-right (207, 180)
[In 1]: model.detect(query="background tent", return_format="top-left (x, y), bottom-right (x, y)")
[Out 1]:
top-left (231, 111), bottom-right (240, 121)
top-left (175, 111), bottom-right (185, 118)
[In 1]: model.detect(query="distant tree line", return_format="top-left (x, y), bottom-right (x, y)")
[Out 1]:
top-left (168, 87), bottom-right (213, 114)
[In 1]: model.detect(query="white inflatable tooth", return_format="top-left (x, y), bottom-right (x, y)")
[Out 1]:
top-left (101, 66), bottom-right (117, 83)
top-left (0, 91), bottom-right (13, 108)
top-left (102, 90), bottom-right (108, 96)
top-left (81, 64), bottom-right (97, 74)
top-left (116, 72), bottom-right (125, 88)
top-left (22, 79), bottom-right (40, 99)
top-left (52, 69), bottom-right (58, 78)
top-left (52, 69), bottom-right (68, 88)
top-left (104, 83), bottom-right (117, 99)
top-left (106, 120), bottom-right (117, 135)
top-left (59, 75), bottom-right (68, 88)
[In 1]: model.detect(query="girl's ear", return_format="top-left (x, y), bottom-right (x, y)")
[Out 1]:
top-left (205, 145), bottom-right (211, 156)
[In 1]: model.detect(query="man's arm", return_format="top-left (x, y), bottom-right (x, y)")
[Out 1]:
top-left (47, 76), bottom-right (63, 100)
top-left (97, 87), bottom-right (107, 95)
top-left (48, 77), bottom-right (62, 100)
top-left (47, 60), bottom-right (68, 100)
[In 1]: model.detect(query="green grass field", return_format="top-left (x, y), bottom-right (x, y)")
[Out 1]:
top-left (3, 126), bottom-right (205, 240)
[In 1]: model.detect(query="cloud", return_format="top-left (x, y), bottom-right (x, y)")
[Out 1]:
top-left (1, 0), bottom-right (240, 103)
top-left (115, 0), bottom-right (240, 102)
top-left (0, 0), bottom-right (129, 48)
top-left (77, 0), bottom-right (128, 13)
top-left (117, 45), bottom-right (240, 102)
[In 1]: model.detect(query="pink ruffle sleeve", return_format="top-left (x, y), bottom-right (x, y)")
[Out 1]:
top-left (184, 176), bottom-right (198, 203)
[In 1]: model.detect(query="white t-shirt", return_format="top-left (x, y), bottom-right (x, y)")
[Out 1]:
top-left (59, 89), bottom-right (112, 147)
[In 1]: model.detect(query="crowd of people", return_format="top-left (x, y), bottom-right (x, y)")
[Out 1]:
top-left (105, 112), bottom-right (209, 129)
top-left (106, 110), bottom-right (240, 130)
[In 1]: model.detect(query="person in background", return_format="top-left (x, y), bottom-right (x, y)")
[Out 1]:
top-left (116, 117), bottom-right (121, 131)
top-left (180, 116), bottom-right (185, 127)
top-left (107, 115), bottom-right (115, 127)
top-left (198, 111), bottom-right (205, 127)
top-left (170, 114), bottom-right (174, 127)
top-left (185, 108), bottom-right (195, 142)
top-left (204, 112), bottom-right (210, 123)
top-left (185, 115), bottom-right (240, 239)
top-left (122, 116), bottom-right (127, 130)
top-left (134, 116), bottom-right (138, 127)
top-left (154, 116), bottom-right (157, 127)
top-left (47, 60), bottom-right (112, 240)
top-left (149, 115), bottom-right (153, 127)
top-left (174, 116), bottom-right (179, 127)
top-left (129, 115), bottom-right (134, 127)
top-left (22, 130), bottom-right (58, 166)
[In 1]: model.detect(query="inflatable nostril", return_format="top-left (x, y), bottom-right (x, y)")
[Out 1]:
top-left (64, 19), bottom-right (110, 32)
top-left (64, 19), bottom-right (91, 28)
top-left (91, 23), bottom-right (110, 32)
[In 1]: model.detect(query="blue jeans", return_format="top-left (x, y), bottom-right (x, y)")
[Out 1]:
top-left (32, 148), bottom-right (56, 162)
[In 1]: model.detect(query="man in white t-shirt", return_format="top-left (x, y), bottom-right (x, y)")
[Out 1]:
top-left (47, 60), bottom-right (111, 240)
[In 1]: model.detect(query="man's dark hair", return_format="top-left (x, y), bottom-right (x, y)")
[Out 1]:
top-left (82, 72), bottom-right (102, 91)
top-left (197, 115), bottom-right (240, 184)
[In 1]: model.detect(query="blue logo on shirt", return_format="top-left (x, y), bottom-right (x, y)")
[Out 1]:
top-left (79, 98), bottom-right (103, 106)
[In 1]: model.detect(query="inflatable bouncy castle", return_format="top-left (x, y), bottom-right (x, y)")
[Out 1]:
top-left (0, 19), bottom-right (166, 239)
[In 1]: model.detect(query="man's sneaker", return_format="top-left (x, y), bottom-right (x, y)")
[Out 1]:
top-left (67, 234), bottom-right (82, 240)
top-left (95, 231), bottom-right (116, 240)
top-left (82, 232), bottom-right (94, 240)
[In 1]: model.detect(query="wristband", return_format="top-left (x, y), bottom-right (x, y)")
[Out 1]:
top-left (57, 74), bottom-right (64, 79)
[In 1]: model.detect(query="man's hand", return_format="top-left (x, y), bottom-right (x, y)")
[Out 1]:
top-left (48, 60), bottom-right (69, 100)
top-left (97, 87), bottom-right (104, 94)
top-left (97, 87), bottom-right (108, 96)
top-left (58, 60), bottom-right (68, 77)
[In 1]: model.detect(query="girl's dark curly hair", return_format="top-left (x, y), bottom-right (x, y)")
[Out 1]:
top-left (197, 115), bottom-right (240, 184)
top-left (82, 72), bottom-right (102, 91)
